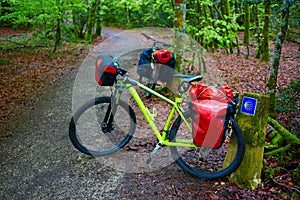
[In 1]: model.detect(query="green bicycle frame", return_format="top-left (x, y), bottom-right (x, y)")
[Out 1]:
top-left (118, 77), bottom-right (198, 148)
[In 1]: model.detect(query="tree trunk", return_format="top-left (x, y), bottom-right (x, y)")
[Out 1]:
top-left (243, 2), bottom-right (250, 59)
top-left (95, 0), bottom-right (102, 38)
top-left (173, 0), bottom-right (186, 73)
top-left (53, 17), bottom-right (62, 53)
top-left (267, 0), bottom-right (293, 115)
top-left (123, 2), bottom-right (130, 25)
top-left (261, 0), bottom-right (271, 61)
top-left (86, 0), bottom-right (99, 43)
top-left (208, 5), bottom-right (216, 53)
top-left (253, 5), bottom-right (262, 59)
top-left (220, 0), bottom-right (234, 53)
top-left (72, 10), bottom-right (80, 39)
top-left (224, 93), bottom-right (270, 190)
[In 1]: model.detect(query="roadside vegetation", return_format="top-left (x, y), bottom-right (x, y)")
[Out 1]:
top-left (1, 0), bottom-right (299, 198)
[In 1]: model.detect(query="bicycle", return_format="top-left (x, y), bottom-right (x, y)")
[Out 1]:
top-left (138, 33), bottom-right (174, 98)
top-left (69, 55), bottom-right (245, 179)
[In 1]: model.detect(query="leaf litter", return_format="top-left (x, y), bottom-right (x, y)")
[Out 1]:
top-left (0, 27), bottom-right (299, 199)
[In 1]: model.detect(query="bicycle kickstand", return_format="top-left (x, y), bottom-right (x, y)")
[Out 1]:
top-left (146, 142), bottom-right (162, 164)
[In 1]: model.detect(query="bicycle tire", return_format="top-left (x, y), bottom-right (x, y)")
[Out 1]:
top-left (169, 112), bottom-right (245, 179)
top-left (69, 96), bottom-right (136, 156)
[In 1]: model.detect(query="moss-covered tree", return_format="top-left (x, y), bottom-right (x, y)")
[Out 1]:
top-left (243, 2), bottom-right (251, 59)
top-left (86, 0), bottom-right (100, 43)
top-left (173, 0), bottom-right (186, 73)
top-left (267, 0), bottom-right (294, 115)
top-left (261, 0), bottom-right (271, 61)
top-left (224, 93), bottom-right (270, 190)
top-left (220, 0), bottom-right (234, 53)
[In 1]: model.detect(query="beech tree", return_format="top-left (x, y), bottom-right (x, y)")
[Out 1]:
top-left (243, 2), bottom-right (251, 59)
top-left (85, 0), bottom-right (101, 43)
top-left (267, 0), bottom-right (295, 115)
top-left (261, 0), bottom-right (271, 61)
top-left (173, 0), bottom-right (186, 72)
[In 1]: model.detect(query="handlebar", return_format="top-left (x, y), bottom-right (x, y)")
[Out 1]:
top-left (141, 33), bottom-right (171, 48)
top-left (109, 55), bottom-right (129, 76)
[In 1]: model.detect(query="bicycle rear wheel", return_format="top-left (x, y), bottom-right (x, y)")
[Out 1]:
top-left (69, 96), bottom-right (136, 156)
top-left (169, 112), bottom-right (245, 179)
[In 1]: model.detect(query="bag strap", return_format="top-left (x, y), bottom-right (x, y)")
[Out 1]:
top-left (196, 87), bottom-right (235, 104)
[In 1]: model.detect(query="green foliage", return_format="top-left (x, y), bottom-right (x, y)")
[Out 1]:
top-left (1, 0), bottom-right (299, 53)
top-left (269, 0), bottom-right (299, 37)
top-left (0, 0), bottom-right (72, 51)
top-left (0, 0), bottom-right (175, 49)
top-left (101, 0), bottom-right (173, 28)
top-left (276, 77), bottom-right (300, 113)
top-left (0, 58), bottom-right (9, 65)
top-left (186, 0), bottom-right (242, 52)
top-left (276, 78), bottom-right (300, 136)
top-left (262, 164), bottom-right (281, 180)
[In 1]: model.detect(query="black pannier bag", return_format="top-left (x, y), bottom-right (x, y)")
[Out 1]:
top-left (137, 48), bottom-right (153, 77)
top-left (158, 56), bottom-right (175, 83)
top-left (137, 48), bottom-right (175, 83)
top-left (95, 56), bottom-right (118, 86)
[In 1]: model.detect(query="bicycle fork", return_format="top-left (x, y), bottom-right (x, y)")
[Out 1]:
top-left (101, 103), bottom-right (115, 133)
top-left (101, 89), bottom-right (122, 133)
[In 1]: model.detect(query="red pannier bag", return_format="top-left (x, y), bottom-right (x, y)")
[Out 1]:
top-left (189, 83), bottom-right (234, 149)
top-left (95, 56), bottom-right (117, 86)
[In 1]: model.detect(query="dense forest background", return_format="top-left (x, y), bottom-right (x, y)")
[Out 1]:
top-left (1, 0), bottom-right (299, 53)
top-left (0, 0), bottom-right (300, 197)
top-left (1, 0), bottom-right (298, 136)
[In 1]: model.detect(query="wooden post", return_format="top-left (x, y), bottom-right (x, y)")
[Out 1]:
top-left (224, 92), bottom-right (269, 190)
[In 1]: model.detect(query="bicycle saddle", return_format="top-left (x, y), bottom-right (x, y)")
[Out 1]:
top-left (173, 74), bottom-right (203, 84)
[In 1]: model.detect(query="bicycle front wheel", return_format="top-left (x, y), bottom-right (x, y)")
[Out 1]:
top-left (69, 96), bottom-right (136, 156)
top-left (170, 113), bottom-right (245, 179)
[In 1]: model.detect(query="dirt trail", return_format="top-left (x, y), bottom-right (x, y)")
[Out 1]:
top-left (1, 27), bottom-right (206, 200)
top-left (2, 27), bottom-right (291, 199)
top-left (0, 28), bottom-right (135, 199)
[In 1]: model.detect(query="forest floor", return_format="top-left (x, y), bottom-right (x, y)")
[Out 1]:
top-left (0, 27), bottom-right (299, 199)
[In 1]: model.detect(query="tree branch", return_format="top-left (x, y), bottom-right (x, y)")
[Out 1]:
top-left (268, 117), bottom-right (300, 145)
top-left (265, 143), bottom-right (291, 156)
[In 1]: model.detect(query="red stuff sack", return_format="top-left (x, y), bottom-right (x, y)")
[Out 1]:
top-left (190, 84), bottom-right (234, 149)
top-left (95, 56), bottom-right (117, 86)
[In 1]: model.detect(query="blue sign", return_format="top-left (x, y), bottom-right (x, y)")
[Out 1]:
top-left (241, 96), bottom-right (257, 115)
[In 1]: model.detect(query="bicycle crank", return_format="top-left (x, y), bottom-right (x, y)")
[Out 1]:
top-left (146, 142), bottom-right (162, 164)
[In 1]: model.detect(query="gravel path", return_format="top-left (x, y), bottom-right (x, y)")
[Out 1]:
top-left (1, 28), bottom-right (223, 199)
top-left (0, 27), bottom-right (187, 200)
top-left (0, 28), bottom-right (146, 200)
top-left (0, 71), bottom-right (127, 199)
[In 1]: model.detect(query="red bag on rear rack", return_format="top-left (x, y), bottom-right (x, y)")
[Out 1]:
top-left (189, 84), bottom-right (235, 149)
